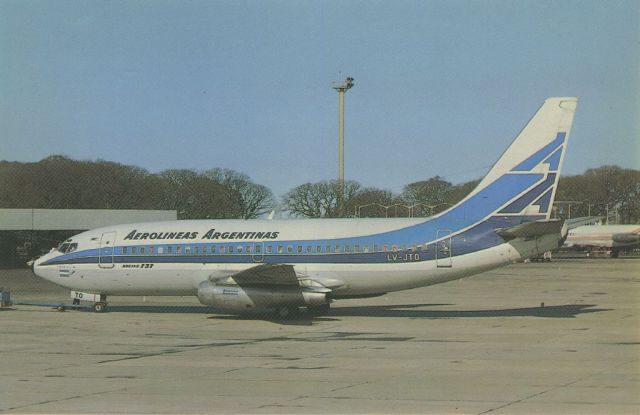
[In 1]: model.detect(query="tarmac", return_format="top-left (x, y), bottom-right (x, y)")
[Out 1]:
top-left (1, 258), bottom-right (638, 414)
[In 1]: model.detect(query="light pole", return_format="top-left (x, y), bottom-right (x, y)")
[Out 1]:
top-left (332, 76), bottom-right (354, 214)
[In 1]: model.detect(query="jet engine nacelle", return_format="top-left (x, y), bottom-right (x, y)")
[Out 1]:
top-left (612, 233), bottom-right (640, 244)
top-left (196, 281), bottom-right (328, 310)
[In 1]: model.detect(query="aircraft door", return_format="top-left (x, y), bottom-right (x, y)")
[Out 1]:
top-left (99, 232), bottom-right (117, 269)
top-left (436, 229), bottom-right (452, 268)
top-left (252, 242), bottom-right (264, 262)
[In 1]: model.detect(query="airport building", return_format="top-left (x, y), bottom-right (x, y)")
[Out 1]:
top-left (0, 209), bottom-right (176, 267)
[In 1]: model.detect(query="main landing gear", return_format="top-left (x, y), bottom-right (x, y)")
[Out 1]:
top-left (273, 303), bottom-right (331, 319)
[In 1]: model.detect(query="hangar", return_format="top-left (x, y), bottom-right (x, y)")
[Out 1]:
top-left (0, 209), bottom-right (176, 267)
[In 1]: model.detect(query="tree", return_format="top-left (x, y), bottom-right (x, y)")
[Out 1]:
top-left (158, 169), bottom-right (241, 219)
top-left (348, 187), bottom-right (396, 217)
top-left (283, 180), bottom-right (363, 218)
top-left (557, 166), bottom-right (640, 223)
top-left (205, 168), bottom-right (274, 219)
top-left (402, 176), bottom-right (452, 206)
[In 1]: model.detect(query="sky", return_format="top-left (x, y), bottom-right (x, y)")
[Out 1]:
top-left (1, 0), bottom-right (638, 198)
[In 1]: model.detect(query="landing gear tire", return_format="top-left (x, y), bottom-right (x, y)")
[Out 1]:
top-left (57, 305), bottom-right (66, 312)
top-left (307, 304), bottom-right (330, 316)
top-left (93, 302), bottom-right (107, 313)
top-left (275, 306), bottom-right (299, 319)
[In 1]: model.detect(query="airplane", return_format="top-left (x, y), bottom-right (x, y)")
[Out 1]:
top-left (33, 97), bottom-right (578, 316)
top-left (564, 224), bottom-right (640, 257)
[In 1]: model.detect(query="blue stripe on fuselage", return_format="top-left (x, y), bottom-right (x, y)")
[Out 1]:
top-left (42, 215), bottom-right (544, 266)
top-left (42, 173), bottom-right (545, 267)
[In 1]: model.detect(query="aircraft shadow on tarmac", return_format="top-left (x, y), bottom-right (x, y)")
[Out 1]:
top-left (104, 303), bottom-right (610, 325)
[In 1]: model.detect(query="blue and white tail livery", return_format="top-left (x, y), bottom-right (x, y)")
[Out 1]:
top-left (33, 97), bottom-right (578, 316)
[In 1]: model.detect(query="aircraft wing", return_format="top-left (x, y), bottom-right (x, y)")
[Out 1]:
top-left (496, 219), bottom-right (566, 240)
top-left (211, 263), bottom-right (338, 292)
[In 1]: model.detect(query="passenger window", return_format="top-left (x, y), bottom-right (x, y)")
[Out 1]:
top-left (306, 246), bottom-right (312, 253)
top-left (255, 245), bottom-right (261, 253)
top-left (131, 247), bottom-right (136, 255)
top-left (297, 246), bottom-right (303, 254)
top-left (374, 244), bottom-right (379, 252)
top-left (325, 245), bottom-right (331, 253)
top-left (287, 246), bottom-right (293, 253)
top-left (383, 245), bottom-right (388, 252)
top-left (354, 245), bottom-right (360, 253)
top-left (140, 247), bottom-right (145, 255)
top-left (277, 246), bottom-right (284, 254)
top-left (122, 247), bottom-right (128, 254)
top-left (364, 245), bottom-right (369, 253)
top-left (211, 246), bottom-right (216, 254)
top-left (194, 246), bottom-right (199, 254)
top-left (392, 245), bottom-right (398, 252)
top-left (220, 246), bottom-right (225, 254)
top-left (237, 246), bottom-right (243, 254)
top-left (246, 245), bottom-right (252, 253)
top-left (185, 246), bottom-right (190, 255)
top-left (335, 245), bottom-right (341, 253)
top-left (149, 246), bottom-right (154, 255)
top-left (228, 246), bottom-right (234, 254)
top-left (345, 245), bottom-right (351, 253)
top-left (316, 245), bottom-right (321, 253)
top-left (167, 246), bottom-right (173, 254)
top-left (266, 246), bottom-right (273, 254)
top-left (176, 246), bottom-right (182, 254)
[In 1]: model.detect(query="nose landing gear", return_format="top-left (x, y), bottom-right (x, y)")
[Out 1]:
top-left (70, 290), bottom-right (108, 312)
top-left (92, 301), bottom-right (107, 313)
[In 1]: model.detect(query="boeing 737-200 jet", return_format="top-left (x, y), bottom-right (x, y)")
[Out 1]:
top-left (565, 224), bottom-right (640, 257)
top-left (33, 97), bottom-right (578, 316)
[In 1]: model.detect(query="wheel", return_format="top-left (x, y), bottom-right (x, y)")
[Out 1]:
top-left (307, 303), bottom-right (330, 316)
top-left (57, 305), bottom-right (66, 312)
top-left (93, 302), bottom-right (107, 313)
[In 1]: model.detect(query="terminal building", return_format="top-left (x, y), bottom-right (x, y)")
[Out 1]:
top-left (0, 209), bottom-right (177, 267)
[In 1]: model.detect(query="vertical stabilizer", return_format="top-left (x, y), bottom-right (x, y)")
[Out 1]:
top-left (465, 97), bottom-right (577, 220)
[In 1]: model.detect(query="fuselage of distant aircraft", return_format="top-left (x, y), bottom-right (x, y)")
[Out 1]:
top-left (565, 224), bottom-right (640, 257)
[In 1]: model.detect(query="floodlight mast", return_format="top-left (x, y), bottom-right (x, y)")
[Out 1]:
top-left (332, 76), bottom-right (354, 215)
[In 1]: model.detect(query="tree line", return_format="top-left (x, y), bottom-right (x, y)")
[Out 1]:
top-left (1, 156), bottom-right (638, 223)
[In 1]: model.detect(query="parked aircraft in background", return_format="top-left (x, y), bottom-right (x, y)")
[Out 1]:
top-left (33, 97), bottom-right (578, 316)
top-left (565, 224), bottom-right (640, 257)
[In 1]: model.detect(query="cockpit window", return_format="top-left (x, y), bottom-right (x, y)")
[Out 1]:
top-left (57, 242), bottom-right (78, 253)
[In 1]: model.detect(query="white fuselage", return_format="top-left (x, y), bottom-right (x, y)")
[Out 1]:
top-left (565, 224), bottom-right (640, 249)
top-left (33, 218), bottom-right (538, 297)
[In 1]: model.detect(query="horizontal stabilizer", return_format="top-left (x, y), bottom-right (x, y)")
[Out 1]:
top-left (496, 219), bottom-right (566, 240)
